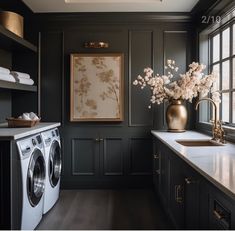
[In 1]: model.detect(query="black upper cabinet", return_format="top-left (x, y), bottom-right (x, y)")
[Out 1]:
top-left (0, 24), bottom-right (37, 53)
top-left (0, 24), bottom-right (38, 93)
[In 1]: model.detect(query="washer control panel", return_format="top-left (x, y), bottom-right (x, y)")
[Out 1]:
top-left (41, 128), bottom-right (60, 147)
top-left (17, 134), bottom-right (43, 159)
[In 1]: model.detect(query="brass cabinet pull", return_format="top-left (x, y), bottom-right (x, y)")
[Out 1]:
top-left (213, 210), bottom-right (224, 220)
top-left (175, 185), bottom-right (183, 203)
top-left (185, 178), bottom-right (193, 184)
top-left (154, 154), bottom-right (159, 159)
top-left (185, 177), bottom-right (197, 185)
top-left (99, 138), bottom-right (104, 141)
top-left (95, 138), bottom-right (99, 142)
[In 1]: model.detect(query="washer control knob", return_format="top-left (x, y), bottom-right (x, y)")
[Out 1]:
top-left (32, 139), bottom-right (37, 146)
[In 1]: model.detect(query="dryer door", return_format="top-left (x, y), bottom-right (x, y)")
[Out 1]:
top-left (49, 140), bottom-right (61, 187)
top-left (27, 149), bottom-right (45, 207)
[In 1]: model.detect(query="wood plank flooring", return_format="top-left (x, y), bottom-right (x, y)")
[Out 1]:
top-left (36, 189), bottom-right (172, 230)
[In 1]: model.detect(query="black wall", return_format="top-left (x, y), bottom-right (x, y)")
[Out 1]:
top-left (37, 13), bottom-right (194, 188)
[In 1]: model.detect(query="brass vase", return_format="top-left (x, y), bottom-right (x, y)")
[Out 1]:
top-left (166, 100), bottom-right (187, 132)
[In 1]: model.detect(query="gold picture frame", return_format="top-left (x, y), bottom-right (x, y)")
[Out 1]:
top-left (70, 53), bottom-right (124, 122)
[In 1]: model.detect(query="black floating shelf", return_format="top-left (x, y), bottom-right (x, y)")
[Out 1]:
top-left (0, 24), bottom-right (37, 53)
top-left (0, 80), bottom-right (37, 92)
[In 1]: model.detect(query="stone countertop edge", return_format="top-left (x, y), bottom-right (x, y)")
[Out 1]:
top-left (0, 122), bottom-right (61, 140)
top-left (151, 130), bottom-right (235, 200)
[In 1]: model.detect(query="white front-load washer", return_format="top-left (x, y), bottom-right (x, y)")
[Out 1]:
top-left (41, 128), bottom-right (61, 214)
top-left (16, 134), bottom-right (45, 230)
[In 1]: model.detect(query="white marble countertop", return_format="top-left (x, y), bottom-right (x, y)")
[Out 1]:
top-left (0, 122), bottom-right (61, 140)
top-left (151, 130), bottom-right (235, 199)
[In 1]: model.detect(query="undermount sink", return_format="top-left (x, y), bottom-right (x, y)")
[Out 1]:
top-left (176, 139), bottom-right (224, 147)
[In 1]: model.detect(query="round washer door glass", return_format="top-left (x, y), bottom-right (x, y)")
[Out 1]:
top-left (27, 149), bottom-right (45, 207)
top-left (49, 140), bottom-right (61, 187)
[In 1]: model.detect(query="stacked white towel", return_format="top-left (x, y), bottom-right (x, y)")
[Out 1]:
top-left (18, 112), bottom-right (39, 121)
top-left (10, 71), bottom-right (34, 85)
top-left (0, 67), bottom-right (16, 83)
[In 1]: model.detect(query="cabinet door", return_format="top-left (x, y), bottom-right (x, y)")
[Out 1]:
top-left (159, 144), bottom-right (170, 209)
top-left (100, 138), bottom-right (124, 176)
top-left (71, 138), bottom-right (100, 177)
top-left (168, 152), bottom-right (185, 229)
top-left (153, 138), bottom-right (160, 191)
top-left (184, 164), bottom-right (201, 229)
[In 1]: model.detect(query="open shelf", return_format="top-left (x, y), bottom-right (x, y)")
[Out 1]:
top-left (0, 80), bottom-right (37, 92)
top-left (0, 24), bottom-right (37, 53)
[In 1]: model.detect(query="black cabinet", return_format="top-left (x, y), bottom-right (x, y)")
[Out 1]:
top-left (207, 182), bottom-right (235, 230)
top-left (158, 143), bottom-right (170, 209)
top-left (168, 152), bottom-right (185, 229)
top-left (152, 137), bottom-right (235, 230)
top-left (183, 164), bottom-right (201, 229)
top-left (152, 138), bottom-right (160, 191)
top-left (62, 128), bottom-right (153, 188)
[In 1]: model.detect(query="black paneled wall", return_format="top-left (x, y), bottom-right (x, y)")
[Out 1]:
top-left (38, 14), bottom-right (193, 188)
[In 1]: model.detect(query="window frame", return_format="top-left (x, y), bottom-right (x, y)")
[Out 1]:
top-left (196, 8), bottom-right (235, 142)
top-left (208, 20), bottom-right (235, 125)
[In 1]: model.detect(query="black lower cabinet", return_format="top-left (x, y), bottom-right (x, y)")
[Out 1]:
top-left (153, 137), bottom-right (235, 230)
top-left (168, 154), bottom-right (185, 229)
top-left (62, 128), bottom-right (153, 188)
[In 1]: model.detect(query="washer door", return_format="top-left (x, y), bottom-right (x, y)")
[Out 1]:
top-left (27, 149), bottom-right (45, 207)
top-left (49, 140), bottom-right (61, 188)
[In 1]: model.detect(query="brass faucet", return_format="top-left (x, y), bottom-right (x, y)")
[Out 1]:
top-left (195, 98), bottom-right (225, 144)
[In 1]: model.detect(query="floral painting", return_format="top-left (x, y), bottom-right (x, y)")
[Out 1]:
top-left (70, 53), bottom-right (124, 121)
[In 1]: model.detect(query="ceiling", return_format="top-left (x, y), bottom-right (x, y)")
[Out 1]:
top-left (22, 0), bottom-right (199, 13)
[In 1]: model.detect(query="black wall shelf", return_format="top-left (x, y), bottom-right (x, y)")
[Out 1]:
top-left (0, 25), bottom-right (37, 53)
top-left (0, 80), bottom-right (37, 92)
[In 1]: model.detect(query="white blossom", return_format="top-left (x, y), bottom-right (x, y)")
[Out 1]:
top-left (133, 60), bottom-right (220, 107)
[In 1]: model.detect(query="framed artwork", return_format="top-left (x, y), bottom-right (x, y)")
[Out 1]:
top-left (70, 53), bottom-right (124, 121)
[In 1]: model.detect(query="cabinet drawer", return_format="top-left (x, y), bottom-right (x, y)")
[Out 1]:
top-left (208, 185), bottom-right (235, 230)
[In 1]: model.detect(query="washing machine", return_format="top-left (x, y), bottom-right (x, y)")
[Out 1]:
top-left (41, 128), bottom-right (62, 214)
top-left (16, 134), bottom-right (45, 230)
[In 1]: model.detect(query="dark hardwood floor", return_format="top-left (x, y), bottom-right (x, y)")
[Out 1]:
top-left (36, 189), bottom-right (172, 230)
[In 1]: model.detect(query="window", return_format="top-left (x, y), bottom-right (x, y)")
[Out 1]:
top-left (208, 21), bottom-right (235, 125)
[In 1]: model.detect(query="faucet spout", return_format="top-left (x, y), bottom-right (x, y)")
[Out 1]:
top-left (195, 98), bottom-right (217, 126)
top-left (195, 97), bottom-right (225, 143)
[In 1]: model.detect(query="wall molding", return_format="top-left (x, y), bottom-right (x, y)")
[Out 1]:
top-left (35, 12), bottom-right (192, 25)
top-left (103, 138), bottom-right (124, 176)
top-left (71, 138), bottom-right (96, 176)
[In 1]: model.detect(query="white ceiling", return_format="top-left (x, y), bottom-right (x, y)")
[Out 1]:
top-left (22, 0), bottom-right (199, 13)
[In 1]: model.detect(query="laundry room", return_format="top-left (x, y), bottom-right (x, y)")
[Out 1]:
top-left (0, 0), bottom-right (235, 230)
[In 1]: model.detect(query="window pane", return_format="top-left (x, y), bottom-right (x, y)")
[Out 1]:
top-left (212, 64), bottom-right (220, 90)
top-left (233, 92), bottom-right (235, 123)
top-left (222, 93), bottom-right (230, 122)
top-left (233, 58), bottom-right (235, 89)
top-left (233, 24), bottom-right (235, 55)
top-left (222, 61), bottom-right (230, 90)
top-left (222, 28), bottom-right (230, 59)
top-left (213, 34), bottom-right (220, 62)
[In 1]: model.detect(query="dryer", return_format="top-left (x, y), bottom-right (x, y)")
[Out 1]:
top-left (16, 134), bottom-right (45, 230)
top-left (41, 128), bottom-right (61, 214)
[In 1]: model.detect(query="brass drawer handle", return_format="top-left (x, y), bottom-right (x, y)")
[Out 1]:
top-left (175, 185), bottom-right (183, 203)
top-left (154, 154), bottom-right (159, 159)
top-left (213, 210), bottom-right (224, 220)
top-left (95, 138), bottom-right (99, 142)
top-left (99, 138), bottom-right (104, 141)
top-left (156, 169), bottom-right (160, 175)
top-left (185, 178), bottom-right (193, 184)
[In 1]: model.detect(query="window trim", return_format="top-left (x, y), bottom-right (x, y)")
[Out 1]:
top-left (196, 7), bottom-right (235, 142)
top-left (209, 19), bottom-right (235, 125)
